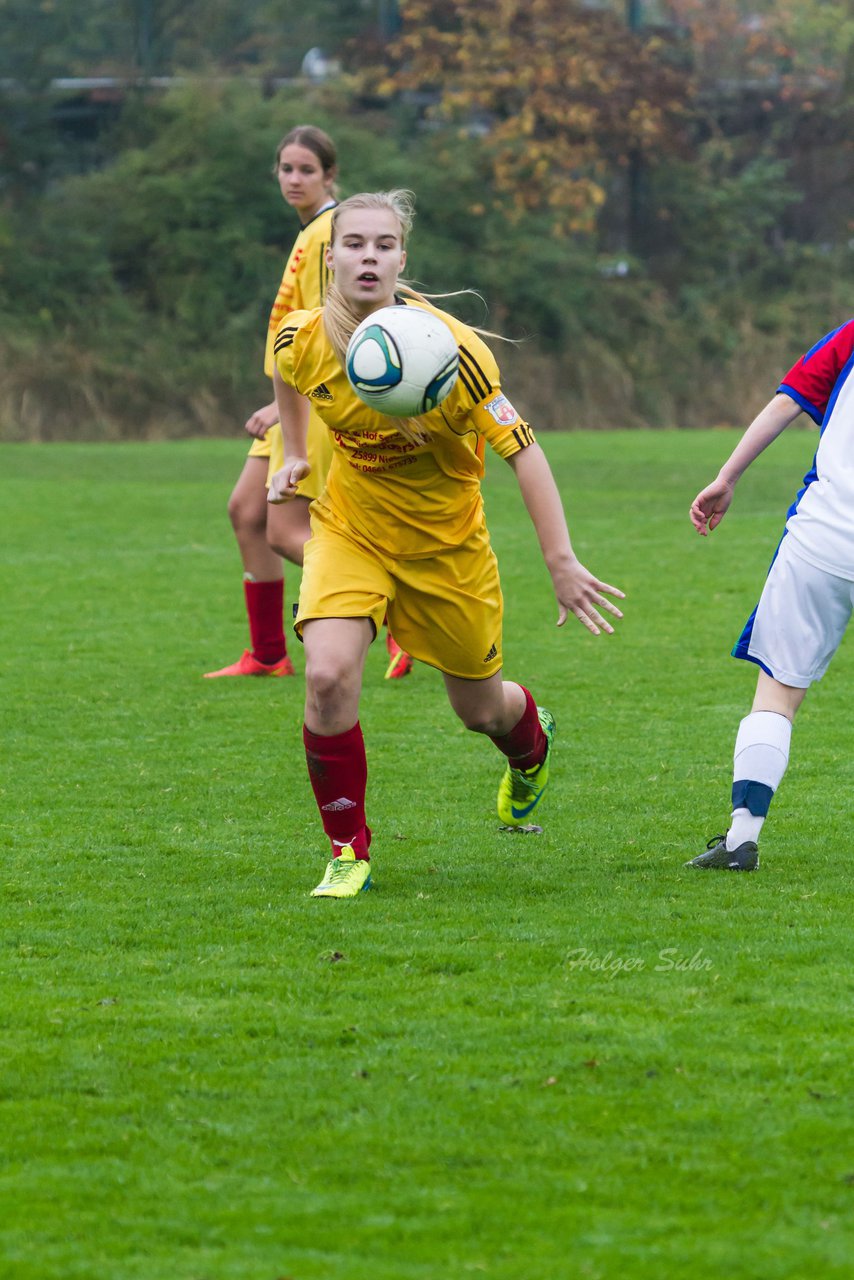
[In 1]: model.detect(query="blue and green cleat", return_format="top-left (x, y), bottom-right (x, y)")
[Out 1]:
top-left (497, 707), bottom-right (556, 829)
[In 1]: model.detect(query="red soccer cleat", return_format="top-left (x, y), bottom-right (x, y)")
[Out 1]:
top-left (204, 650), bottom-right (295, 678)
top-left (384, 631), bottom-right (413, 680)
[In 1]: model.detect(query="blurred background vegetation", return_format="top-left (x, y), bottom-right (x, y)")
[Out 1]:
top-left (0, 0), bottom-right (852, 439)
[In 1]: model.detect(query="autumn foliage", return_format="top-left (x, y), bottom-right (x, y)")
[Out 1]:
top-left (377, 0), bottom-right (690, 234)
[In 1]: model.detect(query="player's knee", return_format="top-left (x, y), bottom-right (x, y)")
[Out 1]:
top-left (304, 658), bottom-right (352, 713)
top-left (228, 492), bottom-right (265, 535)
top-left (456, 706), bottom-right (503, 736)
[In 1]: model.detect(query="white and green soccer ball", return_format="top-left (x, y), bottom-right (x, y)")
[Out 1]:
top-left (345, 305), bottom-right (460, 418)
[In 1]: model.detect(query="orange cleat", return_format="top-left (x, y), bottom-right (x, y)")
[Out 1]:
top-left (384, 631), bottom-right (413, 680)
top-left (204, 650), bottom-right (295, 678)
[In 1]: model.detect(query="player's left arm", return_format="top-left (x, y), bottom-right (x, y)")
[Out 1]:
top-left (507, 442), bottom-right (625, 636)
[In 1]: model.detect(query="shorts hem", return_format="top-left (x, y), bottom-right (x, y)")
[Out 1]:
top-left (247, 442), bottom-right (273, 461)
top-left (430, 663), bottom-right (503, 680)
top-left (731, 648), bottom-right (813, 689)
top-left (294, 612), bottom-right (379, 641)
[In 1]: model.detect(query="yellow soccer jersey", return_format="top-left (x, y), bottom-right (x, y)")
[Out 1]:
top-left (252, 202), bottom-right (335, 497)
top-left (263, 203), bottom-right (335, 378)
top-left (273, 298), bottom-right (536, 559)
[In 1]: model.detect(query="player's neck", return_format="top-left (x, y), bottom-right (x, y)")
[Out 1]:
top-left (300, 197), bottom-right (337, 227)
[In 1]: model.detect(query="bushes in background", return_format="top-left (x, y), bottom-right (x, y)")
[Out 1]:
top-left (1, 79), bottom-right (851, 439)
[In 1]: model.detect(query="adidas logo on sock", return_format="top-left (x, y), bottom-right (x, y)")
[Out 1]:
top-left (311, 382), bottom-right (334, 402)
top-left (322, 796), bottom-right (357, 812)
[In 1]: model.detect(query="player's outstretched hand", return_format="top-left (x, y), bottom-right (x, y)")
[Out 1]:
top-left (554, 559), bottom-right (625, 635)
top-left (267, 458), bottom-right (312, 504)
top-left (244, 401), bottom-right (279, 440)
top-left (690, 477), bottom-right (734, 535)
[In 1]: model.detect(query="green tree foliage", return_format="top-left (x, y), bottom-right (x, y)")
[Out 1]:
top-left (0, 0), bottom-right (382, 80)
top-left (0, 83), bottom-right (295, 437)
top-left (0, 4), bottom-right (852, 439)
top-left (0, 82), bottom-right (472, 438)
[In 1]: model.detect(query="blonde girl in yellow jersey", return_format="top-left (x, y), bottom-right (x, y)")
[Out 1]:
top-left (205, 125), bottom-right (337, 679)
top-left (269, 190), bottom-right (625, 897)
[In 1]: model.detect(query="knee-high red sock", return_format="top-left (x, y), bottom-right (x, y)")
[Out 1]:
top-left (489, 685), bottom-right (546, 771)
top-left (303, 722), bottom-right (371, 859)
top-left (244, 577), bottom-right (286, 664)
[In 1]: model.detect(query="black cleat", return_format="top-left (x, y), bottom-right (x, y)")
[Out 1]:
top-left (685, 834), bottom-right (759, 871)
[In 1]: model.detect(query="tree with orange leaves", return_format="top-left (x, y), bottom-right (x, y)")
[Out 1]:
top-left (371, 0), bottom-right (691, 236)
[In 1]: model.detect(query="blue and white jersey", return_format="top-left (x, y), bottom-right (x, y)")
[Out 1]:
top-left (780, 319), bottom-right (854, 579)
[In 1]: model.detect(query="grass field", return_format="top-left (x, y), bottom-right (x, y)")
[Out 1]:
top-left (2, 433), bottom-right (852, 1279)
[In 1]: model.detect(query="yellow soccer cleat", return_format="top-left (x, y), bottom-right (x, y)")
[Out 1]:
top-left (497, 707), bottom-right (556, 827)
top-left (311, 845), bottom-right (372, 898)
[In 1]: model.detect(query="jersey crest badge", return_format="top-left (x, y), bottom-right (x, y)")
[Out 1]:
top-left (484, 393), bottom-right (518, 425)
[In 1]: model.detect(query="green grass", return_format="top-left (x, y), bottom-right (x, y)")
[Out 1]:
top-left (1, 433), bottom-right (852, 1279)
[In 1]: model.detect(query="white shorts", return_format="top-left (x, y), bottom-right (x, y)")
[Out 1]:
top-left (733, 535), bottom-right (854, 687)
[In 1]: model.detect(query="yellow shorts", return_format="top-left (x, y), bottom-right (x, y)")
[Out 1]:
top-left (295, 507), bottom-right (504, 679)
top-left (247, 418), bottom-right (333, 503)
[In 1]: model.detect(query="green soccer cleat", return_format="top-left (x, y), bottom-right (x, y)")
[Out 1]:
top-left (311, 845), bottom-right (372, 898)
top-left (685, 835), bottom-right (759, 872)
top-left (497, 706), bottom-right (556, 828)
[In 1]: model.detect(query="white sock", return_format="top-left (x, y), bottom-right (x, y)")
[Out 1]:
top-left (728, 807), bottom-right (765, 847)
top-left (727, 711), bottom-right (792, 850)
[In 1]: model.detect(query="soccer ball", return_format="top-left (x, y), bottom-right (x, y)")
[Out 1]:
top-left (345, 305), bottom-right (459, 417)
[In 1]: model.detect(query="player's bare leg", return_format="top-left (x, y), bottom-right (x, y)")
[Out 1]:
top-left (229, 456), bottom-right (283, 581)
top-left (751, 670), bottom-right (807, 720)
top-left (443, 670), bottom-right (526, 737)
top-left (267, 493), bottom-right (311, 567)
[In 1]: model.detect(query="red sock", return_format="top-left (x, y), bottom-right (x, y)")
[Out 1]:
top-left (489, 686), bottom-right (546, 771)
top-left (244, 578), bottom-right (286, 665)
top-left (303, 722), bottom-right (371, 859)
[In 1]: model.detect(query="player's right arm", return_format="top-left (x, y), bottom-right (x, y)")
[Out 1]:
top-left (689, 393), bottom-right (803, 536)
top-left (267, 368), bottom-right (311, 503)
top-left (243, 400), bottom-right (280, 439)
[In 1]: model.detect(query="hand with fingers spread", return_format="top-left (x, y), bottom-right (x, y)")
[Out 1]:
top-left (552, 557), bottom-right (625, 635)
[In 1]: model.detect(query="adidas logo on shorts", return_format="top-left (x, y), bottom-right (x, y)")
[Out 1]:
top-left (483, 643), bottom-right (498, 662)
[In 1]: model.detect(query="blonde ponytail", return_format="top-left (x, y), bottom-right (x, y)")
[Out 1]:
top-left (322, 279), bottom-right (365, 370)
